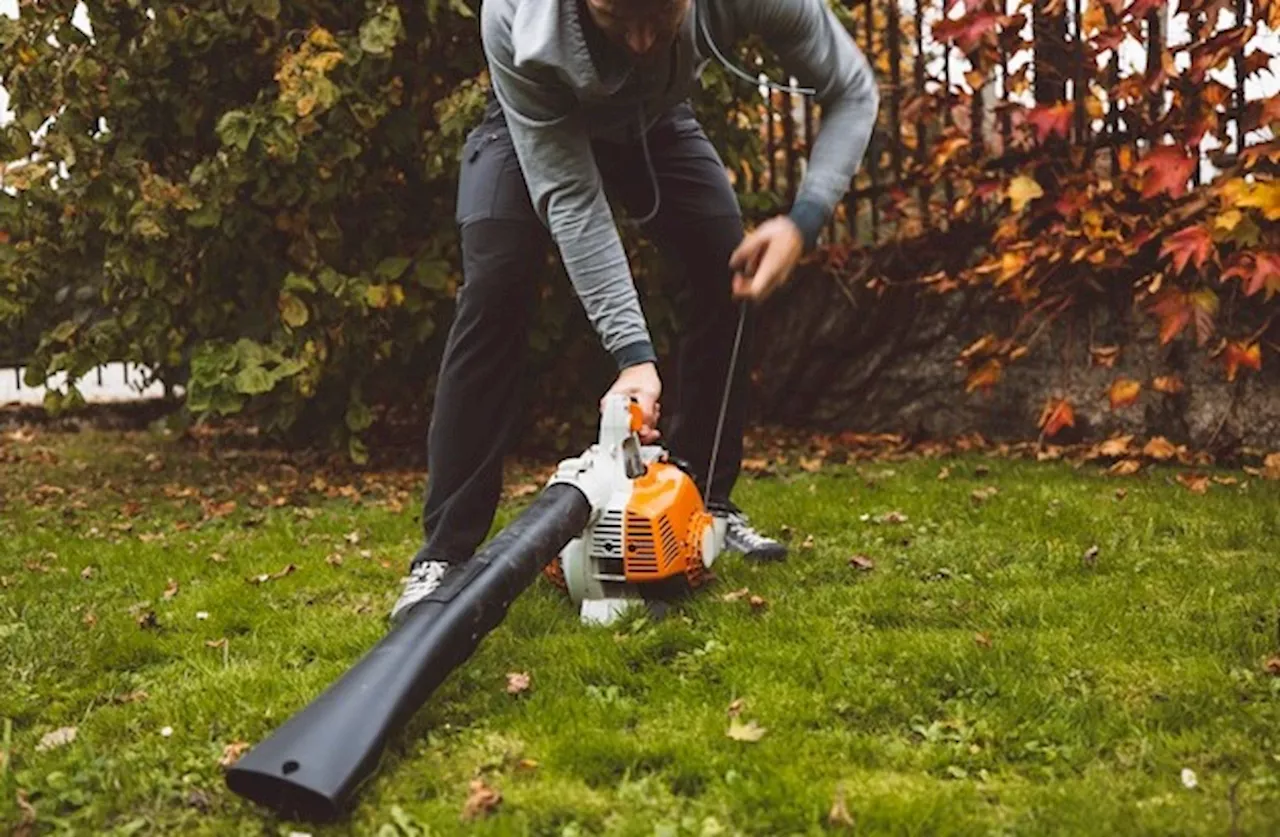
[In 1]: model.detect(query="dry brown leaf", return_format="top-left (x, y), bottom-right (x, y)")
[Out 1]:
top-left (974, 632), bottom-right (992, 648)
top-left (136, 610), bottom-right (159, 630)
top-left (206, 638), bottom-right (228, 649)
top-left (82, 610), bottom-right (98, 628)
top-left (1109, 459), bottom-right (1142, 476)
top-left (1213, 476), bottom-right (1239, 486)
top-left (16, 790), bottom-right (36, 833)
top-left (1089, 344), bottom-right (1120, 367)
top-left (1098, 435), bottom-right (1134, 457)
top-left (1115, 488), bottom-right (1128, 500)
top-left (828, 785), bottom-right (856, 829)
top-left (162, 579), bottom-right (180, 601)
top-left (326, 553), bottom-right (344, 566)
top-left (37, 726), bottom-right (77, 752)
top-left (1153, 375), bottom-right (1185, 394)
top-left (748, 595), bottom-right (768, 611)
top-left (113, 690), bottom-right (149, 704)
top-left (209, 553), bottom-right (227, 564)
top-left (219, 740), bottom-right (250, 769)
top-left (1108, 378), bottom-right (1142, 409)
top-left (516, 758), bottom-right (539, 771)
top-left (799, 456), bottom-right (823, 473)
top-left (722, 587), bottom-right (751, 602)
top-left (727, 718), bottom-right (767, 742)
top-left (1143, 437), bottom-right (1178, 461)
top-left (461, 778), bottom-right (502, 822)
top-left (937, 465), bottom-right (952, 480)
top-left (878, 511), bottom-right (909, 524)
top-left (1263, 453), bottom-right (1280, 481)
top-left (509, 483), bottom-right (540, 499)
top-left (971, 486), bottom-right (999, 504)
top-left (80, 566), bottom-right (95, 580)
top-left (800, 534), bottom-right (816, 549)
top-left (1177, 473), bottom-right (1210, 495)
top-left (248, 564), bottom-right (298, 585)
top-left (849, 555), bottom-right (876, 572)
top-left (1265, 656), bottom-right (1280, 676)
top-left (727, 698), bottom-right (745, 718)
top-left (506, 672), bottom-right (531, 695)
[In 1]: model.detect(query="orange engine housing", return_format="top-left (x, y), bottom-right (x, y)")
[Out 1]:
top-left (543, 460), bottom-right (714, 591)
top-left (623, 461), bottom-right (713, 587)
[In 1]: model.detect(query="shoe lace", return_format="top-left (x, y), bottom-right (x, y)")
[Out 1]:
top-left (402, 560), bottom-right (447, 593)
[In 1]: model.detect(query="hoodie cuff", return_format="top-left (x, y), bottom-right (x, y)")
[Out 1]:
top-left (613, 339), bottom-right (657, 370)
top-left (788, 199), bottom-right (829, 253)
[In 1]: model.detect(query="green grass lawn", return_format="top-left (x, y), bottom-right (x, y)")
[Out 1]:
top-left (2, 425), bottom-right (1280, 836)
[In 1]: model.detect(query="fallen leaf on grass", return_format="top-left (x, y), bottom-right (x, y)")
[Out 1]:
top-left (828, 785), bottom-right (855, 828)
top-left (509, 483), bottom-right (540, 499)
top-left (974, 632), bottom-right (992, 648)
top-left (37, 727), bottom-right (77, 751)
top-left (1083, 545), bottom-right (1100, 566)
top-left (727, 718), bottom-right (767, 742)
top-left (80, 566), bottom-right (95, 580)
top-left (1181, 768), bottom-right (1198, 789)
top-left (937, 466), bottom-right (952, 480)
top-left (344, 530), bottom-right (360, 546)
top-left (800, 534), bottom-right (816, 549)
top-left (248, 564), bottom-right (298, 585)
top-left (506, 672), bottom-right (531, 695)
top-left (113, 690), bottom-right (148, 704)
top-left (1115, 488), bottom-right (1128, 500)
top-left (325, 553), bottom-right (343, 566)
top-left (1177, 473), bottom-right (1210, 494)
top-left (16, 790), bottom-right (36, 834)
top-left (1213, 476), bottom-right (1239, 486)
top-left (1262, 453), bottom-right (1280, 481)
top-left (722, 587), bottom-right (751, 602)
top-left (877, 511), bottom-right (909, 525)
top-left (1143, 437), bottom-right (1179, 461)
top-left (1109, 459), bottom-right (1142, 476)
top-left (209, 553), bottom-right (227, 564)
top-left (206, 638), bottom-right (228, 649)
top-left (971, 486), bottom-right (998, 504)
top-left (82, 610), bottom-right (97, 628)
top-left (219, 741), bottom-right (250, 769)
top-left (162, 579), bottom-right (180, 600)
top-left (748, 595), bottom-right (768, 611)
top-left (1264, 657), bottom-right (1280, 676)
top-left (727, 698), bottom-right (745, 718)
top-left (516, 759), bottom-right (539, 771)
top-left (201, 499), bottom-right (237, 520)
top-left (849, 555), bottom-right (876, 571)
top-left (136, 610), bottom-right (159, 630)
top-left (461, 778), bottom-right (502, 822)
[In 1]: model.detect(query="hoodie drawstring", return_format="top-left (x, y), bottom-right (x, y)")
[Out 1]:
top-left (630, 0), bottom-right (817, 227)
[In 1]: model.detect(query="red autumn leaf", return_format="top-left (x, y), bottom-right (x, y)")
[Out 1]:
top-left (1038, 398), bottom-right (1076, 437)
top-left (1222, 251), bottom-right (1280, 299)
top-left (1027, 102), bottom-right (1073, 143)
top-left (933, 9), bottom-right (1004, 53)
top-left (1189, 26), bottom-right (1253, 83)
top-left (1222, 342), bottom-right (1262, 382)
top-left (1108, 378), bottom-right (1142, 409)
top-left (1134, 145), bottom-right (1197, 199)
top-left (1160, 225), bottom-right (1214, 275)
top-left (1149, 289), bottom-right (1218, 345)
top-left (1122, 0), bottom-right (1167, 20)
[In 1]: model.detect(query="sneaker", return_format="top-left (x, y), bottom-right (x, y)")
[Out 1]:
top-left (719, 507), bottom-right (787, 561)
top-left (390, 559), bottom-right (451, 624)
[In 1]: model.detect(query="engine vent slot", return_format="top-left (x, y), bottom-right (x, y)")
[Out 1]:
top-left (625, 511), bottom-right (659, 575)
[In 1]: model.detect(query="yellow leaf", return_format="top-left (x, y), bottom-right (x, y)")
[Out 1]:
top-left (1008, 175), bottom-right (1044, 212)
top-left (999, 251), bottom-right (1027, 285)
top-left (1108, 378), bottom-right (1142, 409)
top-left (727, 718), bottom-right (767, 742)
top-left (279, 293), bottom-right (309, 328)
top-left (1239, 181), bottom-right (1280, 221)
top-left (1214, 209), bottom-right (1243, 232)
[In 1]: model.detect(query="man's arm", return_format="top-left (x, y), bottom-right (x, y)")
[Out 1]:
top-left (479, 2), bottom-right (657, 371)
top-left (737, 0), bottom-right (880, 252)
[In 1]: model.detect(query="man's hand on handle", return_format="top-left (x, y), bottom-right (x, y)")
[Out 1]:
top-left (729, 215), bottom-right (804, 303)
top-left (602, 361), bottom-right (662, 443)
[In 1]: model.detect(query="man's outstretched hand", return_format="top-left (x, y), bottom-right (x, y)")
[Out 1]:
top-left (730, 215), bottom-right (804, 303)
top-left (602, 361), bottom-right (662, 443)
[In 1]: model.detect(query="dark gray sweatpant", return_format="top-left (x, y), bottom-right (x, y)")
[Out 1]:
top-left (416, 98), bottom-right (753, 567)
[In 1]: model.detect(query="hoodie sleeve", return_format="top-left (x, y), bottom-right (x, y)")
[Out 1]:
top-left (480, 2), bottom-right (656, 370)
top-left (736, 0), bottom-right (880, 252)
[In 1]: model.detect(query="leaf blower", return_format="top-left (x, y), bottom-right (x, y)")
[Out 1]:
top-left (226, 390), bottom-right (729, 821)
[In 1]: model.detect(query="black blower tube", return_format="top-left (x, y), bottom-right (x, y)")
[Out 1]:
top-left (225, 483), bottom-right (591, 822)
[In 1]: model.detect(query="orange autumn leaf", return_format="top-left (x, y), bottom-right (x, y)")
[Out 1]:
top-left (1159, 225), bottom-right (1214, 275)
top-left (1152, 375), bottom-right (1184, 394)
top-left (965, 359), bottom-right (1003, 393)
top-left (1038, 398), bottom-right (1076, 437)
top-left (1149, 288), bottom-right (1218, 346)
top-left (1222, 341), bottom-right (1262, 382)
top-left (1177, 473), bottom-right (1210, 494)
top-left (1108, 378), bottom-right (1142, 409)
top-left (1143, 436), bottom-right (1178, 460)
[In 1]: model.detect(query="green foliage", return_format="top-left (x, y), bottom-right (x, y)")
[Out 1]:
top-left (0, 1), bottom-right (790, 453)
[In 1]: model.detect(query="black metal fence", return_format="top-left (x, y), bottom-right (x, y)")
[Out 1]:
top-left (742, 0), bottom-right (1272, 248)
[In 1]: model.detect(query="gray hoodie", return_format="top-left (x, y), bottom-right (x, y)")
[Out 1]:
top-left (480, 0), bottom-right (879, 369)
